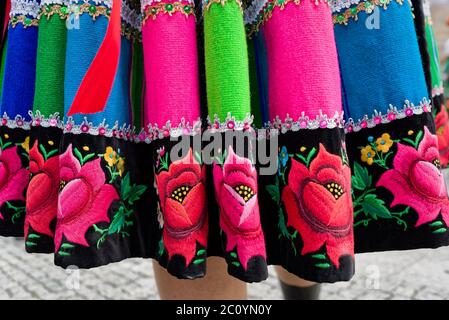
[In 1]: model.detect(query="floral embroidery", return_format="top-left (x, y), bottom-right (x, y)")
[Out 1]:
top-left (332, 0), bottom-right (403, 25)
top-left (21, 136), bottom-right (30, 153)
top-left (213, 147), bottom-right (266, 269)
top-left (55, 144), bottom-right (120, 253)
top-left (377, 127), bottom-right (449, 228)
top-left (435, 107), bottom-right (449, 167)
top-left (142, 1), bottom-right (195, 24)
top-left (281, 144), bottom-right (353, 268)
top-left (93, 146), bottom-right (147, 247)
top-left (25, 141), bottom-right (59, 241)
top-left (156, 149), bottom-right (208, 266)
top-left (360, 145), bottom-right (375, 165)
top-left (0, 145), bottom-right (28, 221)
top-left (375, 133), bottom-right (393, 153)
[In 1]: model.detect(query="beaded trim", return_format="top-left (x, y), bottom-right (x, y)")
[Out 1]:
top-left (38, 2), bottom-right (141, 40)
top-left (265, 111), bottom-right (344, 133)
top-left (333, 0), bottom-right (403, 25)
top-left (345, 98), bottom-right (431, 133)
top-left (1, 100), bottom-right (431, 142)
top-left (244, 0), bottom-right (328, 36)
top-left (10, 15), bottom-right (39, 27)
top-left (10, 0), bottom-right (41, 18)
top-left (202, 0), bottom-right (243, 13)
top-left (142, 1), bottom-right (195, 24)
top-left (141, 0), bottom-right (194, 11)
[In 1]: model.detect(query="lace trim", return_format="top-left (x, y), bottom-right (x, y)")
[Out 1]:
top-left (244, 0), bottom-right (328, 36)
top-left (333, 0), bottom-right (403, 25)
top-left (330, 0), bottom-right (361, 12)
top-left (10, 0), bottom-right (41, 18)
top-left (345, 98), bottom-right (431, 133)
top-left (0, 100), bottom-right (431, 142)
top-left (202, 0), bottom-right (243, 13)
top-left (265, 111), bottom-right (344, 133)
top-left (432, 86), bottom-right (444, 98)
top-left (142, 1), bottom-right (195, 24)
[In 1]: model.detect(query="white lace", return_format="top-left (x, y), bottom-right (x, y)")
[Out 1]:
top-left (330, 0), bottom-right (360, 12)
top-left (10, 0), bottom-right (41, 18)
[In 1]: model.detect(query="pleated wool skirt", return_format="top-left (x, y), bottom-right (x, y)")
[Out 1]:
top-left (0, 0), bottom-right (449, 283)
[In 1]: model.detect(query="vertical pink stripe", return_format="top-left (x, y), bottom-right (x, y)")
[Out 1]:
top-left (262, 1), bottom-right (342, 121)
top-left (142, 5), bottom-right (200, 127)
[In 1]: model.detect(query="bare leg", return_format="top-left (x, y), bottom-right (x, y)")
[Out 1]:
top-left (153, 257), bottom-right (247, 300)
top-left (275, 266), bottom-right (321, 300)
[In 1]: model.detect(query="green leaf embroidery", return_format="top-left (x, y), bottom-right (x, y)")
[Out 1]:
top-left (315, 263), bottom-right (331, 269)
top-left (265, 185), bottom-right (280, 204)
top-left (193, 258), bottom-right (205, 265)
top-left (429, 221), bottom-right (444, 227)
top-left (120, 173), bottom-right (131, 200)
top-left (231, 261), bottom-right (241, 267)
top-left (25, 241), bottom-right (37, 247)
top-left (361, 194), bottom-right (392, 220)
top-left (73, 147), bottom-right (83, 164)
top-left (27, 234), bottom-right (40, 240)
top-left (352, 162), bottom-right (371, 190)
top-left (432, 228), bottom-right (447, 234)
top-left (311, 254), bottom-right (327, 260)
top-left (57, 251), bottom-right (70, 257)
top-left (230, 252), bottom-right (237, 258)
top-left (108, 206), bottom-right (127, 235)
top-left (127, 185), bottom-right (147, 204)
top-left (60, 243), bottom-right (75, 250)
top-left (197, 249), bottom-right (206, 256)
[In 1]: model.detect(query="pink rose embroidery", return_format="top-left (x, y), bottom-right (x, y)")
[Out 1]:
top-left (213, 147), bottom-right (266, 269)
top-left (55, 144), bottom-right (119, 251)
top-left (377, 126), bottom-right (449, 227)
top-left (25, 141), bottom-right (59, 237)
top-left (0, 146), bottom-right (29, 219)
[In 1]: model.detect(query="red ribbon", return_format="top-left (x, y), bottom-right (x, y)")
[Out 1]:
top-left (1, 0), bottom-right (11, 45)
top-left (67, 0), bottom-right (122, 116)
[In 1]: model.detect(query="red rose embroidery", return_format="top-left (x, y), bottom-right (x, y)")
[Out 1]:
top-left (25, 141), bottom-right (59, 237)
top-left (435, 107), bottom-right (449, 167)
top-left (55, 144), bottom-right (119, 251)
top-left (0, 146), bottom-right (29, 219)
top-left (213, 147), bottom-right (266, 269)
top-left (282, 144), bottom-right (353, 267)
top-left (378, 126), bottom-right (449, 227)
top-left (156, 149), bottom-right (208, 266)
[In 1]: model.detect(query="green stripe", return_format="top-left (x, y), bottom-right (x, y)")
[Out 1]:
top-left (131, 41), bottom-right (143, 128)
top-left (204, 1), bottom-right (250, 121)
top-left (0, 36), bottom-right (8, 104)
top-left (425, 23), bottom-right (442, 90)
top-left (33, 15), bottom-right (67, 116)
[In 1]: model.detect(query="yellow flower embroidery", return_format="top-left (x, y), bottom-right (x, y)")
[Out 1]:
top-left (361, 145), bottom-right (375, 165)
top-left (375, 133), bottom-right (393, 153)
top-left (21, 136), bottom-right (30, 153)
top-left (104, 146), bottom-right (118, 167)
top-left (117, 157), bottom-right (125, 176)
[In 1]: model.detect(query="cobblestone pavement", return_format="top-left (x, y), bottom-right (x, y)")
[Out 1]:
top-left (1, 237), bottom-right (449, 300)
